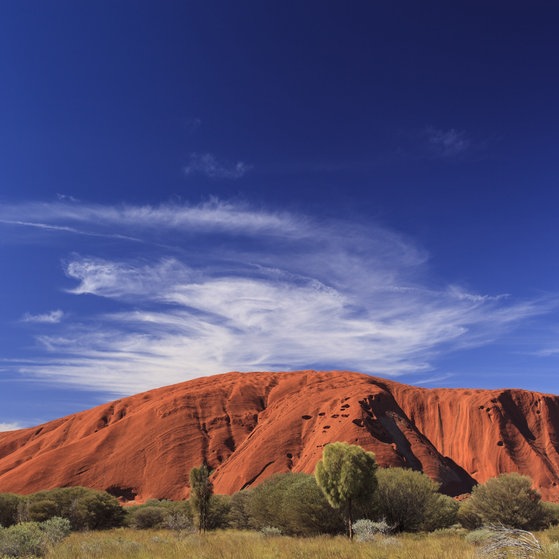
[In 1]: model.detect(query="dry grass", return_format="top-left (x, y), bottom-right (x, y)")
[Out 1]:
top-left (42, 526), bottom-right (559, 558)
top-left (46, 529), bottom-right (479, 559)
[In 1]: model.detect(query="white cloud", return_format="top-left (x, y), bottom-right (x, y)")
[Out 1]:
top-left (21, 310), bottom-right (64, 324)
top-left (0, 199), bottom-right (297, 237)
top-left (0, 422), bottom-right (26, 432)
top-left (426, 127), bottom-right (470, 157)
top-left (0, 199), bottom-right (548, 395)
top-left (183, 152), bottom-right (251, 179)
top-left (0, 198), bottom-right (551, 396)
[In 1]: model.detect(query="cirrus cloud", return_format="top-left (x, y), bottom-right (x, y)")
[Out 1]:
top-left (0, 198), bottom-right (549, 396)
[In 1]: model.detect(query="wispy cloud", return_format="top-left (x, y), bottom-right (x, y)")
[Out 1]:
top-left (425, 127), bottom-right (470, 157)
top-left (0, 198), bottom-right (549, 396)
top-left (21, 310), bottom-right (65, 324)
top-left (183, 152), bottom-right (251, 179)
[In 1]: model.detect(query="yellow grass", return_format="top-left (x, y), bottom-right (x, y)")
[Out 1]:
top-left (44, 527), bottom-right (559, 559)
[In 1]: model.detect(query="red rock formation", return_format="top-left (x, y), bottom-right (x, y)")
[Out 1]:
top-left (1, 371), bottom-right (558, 501)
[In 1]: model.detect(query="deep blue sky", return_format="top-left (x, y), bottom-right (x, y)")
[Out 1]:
top-left (1, 2), bottom-right (559, 429)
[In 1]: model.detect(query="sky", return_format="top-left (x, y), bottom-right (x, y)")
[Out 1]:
top-left (1, 1), bottom-right (559, 430)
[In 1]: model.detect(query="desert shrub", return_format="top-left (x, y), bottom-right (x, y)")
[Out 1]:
top-left (128, 505), bottom-right (166, 529)
top-left (0, 518), bottom-right (70, 557)
top-left (457, 495), bottom-right (482, 529)
top-left (260, 525), bottom-right (282, 537)
top-left (246, 472), bottom-right (344, 536)
top-left (0, 522), bottom-right (45, 557)
top-left (228, 490), bottom-right (252, 530)
top-left (352, 518), bottom-right (394, 541)
top-left (25, 487), bottom-right (124, 530)
top-left (0, 495), bottom-right (21, 528)
top-left (543, 501), bottom-right (559, 526)
top-left (206, 495), bottom-right (231, 530)
top-left (28, 500), bottom-right (59, 523)
top-left (462, 473), bottom-right (547, 530)
top-left (464, 527), bottom-right (493, 545)
top-left (371, 467), bottom-right (458, 532)
top-left (164, 510), bottom-right (193, 532)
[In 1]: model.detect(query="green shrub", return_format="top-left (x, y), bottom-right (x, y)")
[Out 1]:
top-left (0, 517), bottom-right (70, 557)
top-left (246, 472), bottom-right (344, 536)
top-left (371, 468), bottom-right (458, 532)
top-left (128, 506), bottom-right (165, 529)
top-left (206, 494), bottom-right (231, 530)
top-left (228, 490), bottom-right (251, 530)
top-left (39, 516), bottom-right (71, 546)
top-left (0, 495), bottom-right (21, 528)
top-left (461, 473), bottom-right (547, 530)
top-left (25, 487), bottom-right (124, 530)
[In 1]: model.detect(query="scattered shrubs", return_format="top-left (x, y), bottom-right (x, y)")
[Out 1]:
top-left (371, 467), bottom-right (458, 532)
top-left (459, 473), bottom-right (547, 530)
top-left (19, 487), bottom-right (125, 530)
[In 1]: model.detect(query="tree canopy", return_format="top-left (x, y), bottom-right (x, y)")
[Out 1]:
top-left (315, 442), bottom-right (377, 539)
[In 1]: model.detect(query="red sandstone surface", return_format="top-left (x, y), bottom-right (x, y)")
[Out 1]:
top-left (1, 371), bottom-right (559, 502)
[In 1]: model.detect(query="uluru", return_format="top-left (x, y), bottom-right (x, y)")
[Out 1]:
top-left (1, 370), bottom-right (559, 502)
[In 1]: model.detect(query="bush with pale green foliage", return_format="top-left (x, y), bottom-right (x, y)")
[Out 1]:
top-left (458, 473), bottom-right (547, 530)
top-left (371, 467), bottom-right (458, 532)
top-left (0, 517), bottom-right (70, 557)
top-left (247, 472), bottom-right (344, 536)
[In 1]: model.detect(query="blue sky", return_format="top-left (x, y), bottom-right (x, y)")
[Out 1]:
top-left (1, 2), bottom-right (559, 429)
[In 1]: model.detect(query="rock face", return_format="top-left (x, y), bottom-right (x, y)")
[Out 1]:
top-left (1, 371), bottom-right (559, 501)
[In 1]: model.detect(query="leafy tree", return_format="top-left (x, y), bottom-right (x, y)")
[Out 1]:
top-left (315, 442), bottom-right (378, 539)
top-left (189, 463), bottom-right (213, 533)
top-left (459, 473), bottom-right (547, 530)
top-left (371, 467), bottom-right (458, 532)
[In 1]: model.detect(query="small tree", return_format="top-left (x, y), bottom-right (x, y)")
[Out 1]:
top-left (315, 442), bottom-right (378, 539)
top-left (189, 463), bottom-right (213, 533)
top-left (461, 473), bottom-right (547, 530)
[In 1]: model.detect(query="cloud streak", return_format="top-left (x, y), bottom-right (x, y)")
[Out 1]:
top-left (425, 127), bottom-right (470, 157)
top-left (0, 198), bottom-right (549, 396)
top-left (183, 152), bottom-right (251, 179)
top-left (21, 310), bottom-right (65, 324)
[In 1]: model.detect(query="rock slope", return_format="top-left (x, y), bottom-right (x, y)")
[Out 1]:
top-left (1, 371), bottom-right (558, 501)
